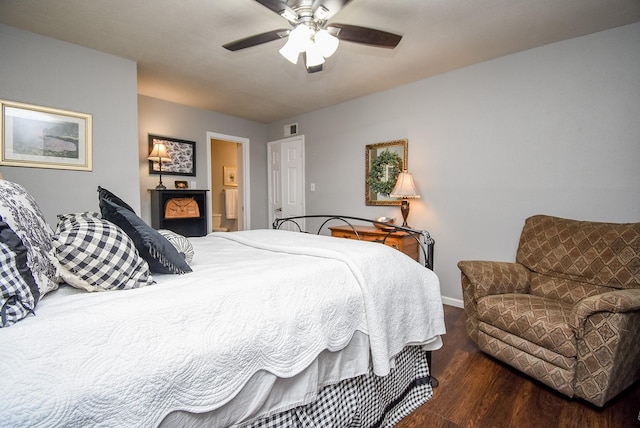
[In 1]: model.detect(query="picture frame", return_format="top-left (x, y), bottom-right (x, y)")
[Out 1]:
top-left (223, 166), bottom-right (238, 187)
top-left (365, 139), bottom-right (408, 206)
top-left (174, 180), bottom-right (188, 189)
top-left (0, 99), bottom-right (92, 171)
top-left (148, 134), bottom-right (196, 177)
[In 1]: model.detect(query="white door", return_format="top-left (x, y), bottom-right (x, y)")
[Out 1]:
top-left (268, 136), bottom-right (305, 231)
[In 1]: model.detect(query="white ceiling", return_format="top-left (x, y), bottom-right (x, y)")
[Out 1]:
top-left (1, 0), bottom-right (639, 123)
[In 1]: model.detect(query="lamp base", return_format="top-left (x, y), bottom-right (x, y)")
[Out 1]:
top-left (400, 200), bottom-right (410, 227)
top-left (155, 184), bottom-right (167, 190)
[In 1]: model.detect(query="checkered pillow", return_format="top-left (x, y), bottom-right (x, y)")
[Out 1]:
top-left (53, 212), bottom-right (153, 292)
top-left (158, 229), bottom-right (194, 264)
top-left (0, 216), bottom-right (40, 327)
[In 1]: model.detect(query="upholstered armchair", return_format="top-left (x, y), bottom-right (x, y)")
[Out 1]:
top-left (459, 215), bottom-right (640, 407)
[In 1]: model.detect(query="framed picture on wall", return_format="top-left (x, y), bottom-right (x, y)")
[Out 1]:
top-left (148, 134), bottom-right (196, 177)
top-left (223, 166), bottom-right (238, 187)
top-left (0, 99), bottom-right (92, 171)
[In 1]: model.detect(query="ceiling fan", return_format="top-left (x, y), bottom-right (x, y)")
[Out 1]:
top-left (223, 0), bottom-right (402, 73)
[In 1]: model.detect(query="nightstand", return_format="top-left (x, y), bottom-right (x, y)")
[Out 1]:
top-left (329, 225), bottom-right (419, 262)
top-left (149, 189), bottom-right (208, 237)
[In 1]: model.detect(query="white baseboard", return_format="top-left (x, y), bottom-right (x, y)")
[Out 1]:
top-left (441, 296), bottom-right (464, 308)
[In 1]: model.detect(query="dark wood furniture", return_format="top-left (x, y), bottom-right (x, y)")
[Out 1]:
top-left (149, 189), bottom-right (208, 237)
top-left (329, 225), bottom-right (420, 262)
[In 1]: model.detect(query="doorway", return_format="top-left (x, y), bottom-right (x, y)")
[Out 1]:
top-left (207, 132), bottom-right (250, 232)
top-left (268, 135), bottom-right (305, 230)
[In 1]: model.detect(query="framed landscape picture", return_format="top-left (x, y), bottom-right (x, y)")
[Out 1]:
top-left (0, 99), bottom-right (92, 171)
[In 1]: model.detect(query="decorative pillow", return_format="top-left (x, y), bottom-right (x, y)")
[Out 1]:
top-left (0, 216), bottom-right (40, 327)
top-left (0, 180), bottom-right (57, 296)
top-left (97, 186), bottom-right (135, 213)
top-left (100, 199), bottom-right (192, 274)
top-left (158, 229), bottom-right (194, 264)
top-left (53, 212), bottom-right (153, 292)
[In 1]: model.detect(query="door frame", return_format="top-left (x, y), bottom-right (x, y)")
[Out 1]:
top-left (206, 131), bottom-right (250, 231)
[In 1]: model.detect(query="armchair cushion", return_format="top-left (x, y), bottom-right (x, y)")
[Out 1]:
top-left (530, 273), bottom-right (616, 304)
top-left (477, 294), bottom-right (576, 357)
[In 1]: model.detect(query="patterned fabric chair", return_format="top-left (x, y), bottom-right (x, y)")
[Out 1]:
top-left (458, 215), bottom-right (640, 407)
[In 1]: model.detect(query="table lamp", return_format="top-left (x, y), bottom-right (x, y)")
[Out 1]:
top-left (148, 142), bottom-right (171, 190)
top-left (390, 170), bottom-right (421, 227)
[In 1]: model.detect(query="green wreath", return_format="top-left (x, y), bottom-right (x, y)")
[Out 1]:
top-left (367, 149), bottom-right (403, 196)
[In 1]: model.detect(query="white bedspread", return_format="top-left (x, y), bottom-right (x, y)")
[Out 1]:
top-left (0, 229), bottom-right (445, 428)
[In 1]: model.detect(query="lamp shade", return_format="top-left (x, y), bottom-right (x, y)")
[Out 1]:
top-left (315, 29), bottom-right (339, 58)
top-left (390, 171), bottom-right (420, 199)
top-left (305, 42), bottom-right (325, 67)
top-left (148, 142), bottom-right (171, 162)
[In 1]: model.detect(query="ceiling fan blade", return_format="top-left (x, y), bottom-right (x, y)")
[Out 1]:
top-left (311, 0), bottom-right (353, 22)
top-left (255, 0), bottom-right (298, 22)
top-left (223, 29), bottom-right (290, 51)
top-left (327, 24), bottom-right (402, 48)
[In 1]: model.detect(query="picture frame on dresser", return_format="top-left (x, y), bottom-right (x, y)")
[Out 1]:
top-left (148, 134), bottom-right (196, 177)
top-left (0, 99), bottom-right (92, 171)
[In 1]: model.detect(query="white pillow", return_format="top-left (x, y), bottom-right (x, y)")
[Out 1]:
top-left (158, 229), bottom-right (194, 264)
top-left (53, 212), bottom-right (154, 292)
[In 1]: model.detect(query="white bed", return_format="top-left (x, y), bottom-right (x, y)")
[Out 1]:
top-left (0, 180), bottom-right (445, 427)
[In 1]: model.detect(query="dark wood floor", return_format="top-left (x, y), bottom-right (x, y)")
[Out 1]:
top-left (397, 305), bottom-right (640, 428)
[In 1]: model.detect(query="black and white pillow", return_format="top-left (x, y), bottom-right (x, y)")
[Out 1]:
top-left (0, 216), bottom-right (40, 327)
top-left (53, 212), bottom-right (153, 292)
top-left (158, 229), bottom-right (194, 264)
top-left (100, 199), bottom-right (192, 274)
top-left (0, 180), bottom-right (57, 296)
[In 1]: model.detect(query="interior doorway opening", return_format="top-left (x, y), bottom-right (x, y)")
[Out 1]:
top-left (206, 132), bottom-right (250, 232)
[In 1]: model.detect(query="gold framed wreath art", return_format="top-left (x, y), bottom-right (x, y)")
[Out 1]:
top-left (365, 139), bottom-right (408, 206)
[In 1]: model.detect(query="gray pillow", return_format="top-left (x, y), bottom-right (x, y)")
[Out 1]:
top-left (100, 199), bottom-right (192, 274)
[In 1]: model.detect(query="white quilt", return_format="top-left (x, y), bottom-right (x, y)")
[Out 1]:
top-left (0, 229), bottom-right (445, 428)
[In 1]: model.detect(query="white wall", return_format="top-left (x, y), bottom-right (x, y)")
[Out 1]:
top-left (267, 23), bottom-right (640, 306)
top-left (0, 24), bottom-right (139, 226)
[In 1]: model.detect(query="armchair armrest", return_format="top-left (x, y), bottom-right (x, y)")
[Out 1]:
top-left (570, 288), bottom-right (640, 338)
top-left (458, 260), bottom-right (531, 299)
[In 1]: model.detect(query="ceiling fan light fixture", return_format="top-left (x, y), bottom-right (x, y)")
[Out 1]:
top-left (315, 29), bottom-right (339, 58)
top-left (279, 40), bottom-right (300, 64)
top-left (305, 42), bottom-right (325, 67)
top-left (289, 24), bottom-right (313, 50)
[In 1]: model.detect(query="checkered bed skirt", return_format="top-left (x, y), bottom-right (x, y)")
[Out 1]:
top-left (242, 346), bottom-right (432, 428)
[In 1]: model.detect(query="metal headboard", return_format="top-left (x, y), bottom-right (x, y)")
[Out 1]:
top-left (272, 215), bottom-right (435, 270)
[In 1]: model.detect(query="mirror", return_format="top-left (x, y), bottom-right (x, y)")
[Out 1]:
top-left (365, 139), bottom-right (408, 206)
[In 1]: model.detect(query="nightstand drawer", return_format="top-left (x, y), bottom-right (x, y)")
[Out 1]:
top-left (329, 225), bottom-right (419, 262)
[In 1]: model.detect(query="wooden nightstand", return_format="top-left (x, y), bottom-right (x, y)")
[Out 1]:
top-left (329, 225), bottom-right (420, 262)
